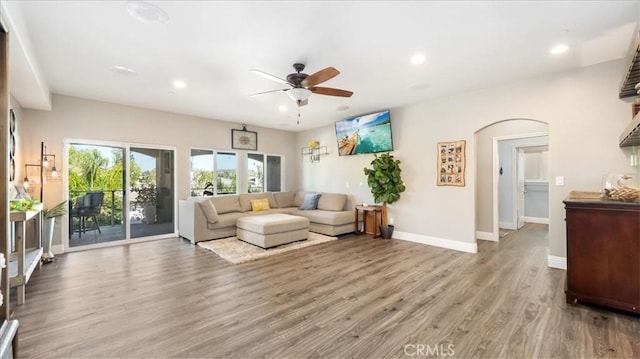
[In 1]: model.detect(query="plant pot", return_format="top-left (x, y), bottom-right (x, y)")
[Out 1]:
top-left (143, 205), bottom-right (157, 224)
top-left (42, 217), bottom-right (55, 263)
top-left (380, 225), bottom-right (394, 239)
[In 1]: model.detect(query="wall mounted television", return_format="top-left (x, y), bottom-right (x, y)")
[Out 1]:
top-left (335, 109), bottom-right (393, 156)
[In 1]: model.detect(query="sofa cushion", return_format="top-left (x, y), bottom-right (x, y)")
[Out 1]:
top-left (207, 212), bottom-right (246, 230)
top-left (299, 193), bottom-right (320, 210)
top-left (198, 199), bottom-right (218, 224)
top-left (317, 193), bottom-right (347, 211)
top-left (239, 193), bottom-right (276, 212)
top-left (292, 209), bottom-right (355, 226)
top-left (273, 191), bottom-right (295, 208)
top-left (293, 192), bottom-right (306, 207)
top-left (251, 198), bottom-right (270, 212)
top-left (211, 195), bottom-right (242, 214)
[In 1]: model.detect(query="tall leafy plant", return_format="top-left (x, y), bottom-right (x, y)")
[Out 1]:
top-left (363, 153), bottom-right (406, 226)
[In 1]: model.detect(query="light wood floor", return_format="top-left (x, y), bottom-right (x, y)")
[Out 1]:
top-left (14, 224), bottom-right (640, 358)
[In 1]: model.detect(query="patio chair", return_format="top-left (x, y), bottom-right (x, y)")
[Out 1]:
top-left (69, 192), bottom-right (104, 238)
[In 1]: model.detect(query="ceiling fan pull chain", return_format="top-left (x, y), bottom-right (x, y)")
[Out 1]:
top-left (297, 105), bottom-right (301, 125)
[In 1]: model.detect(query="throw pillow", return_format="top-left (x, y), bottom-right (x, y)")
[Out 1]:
top-left (299, 193), bottom-right (320, 210)
top-left (198, 200), bottom-right (218, 224)
top-left (251, 198), bottom-right (270, 212)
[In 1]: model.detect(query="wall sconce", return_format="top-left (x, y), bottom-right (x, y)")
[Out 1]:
top-left (22, 141), bottom-right (57, 201)
top-left (42, 153), bottom-right (58, 178)
top-left (301, 140), bottom-right (328, 163)
top-left (22, 164), bottom-right (41, 189)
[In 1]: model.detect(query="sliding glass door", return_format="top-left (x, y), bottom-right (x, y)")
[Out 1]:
top-left (66, 141), bottom-right (176, 250)
top-left (130, 147), bottom-right (175, 239)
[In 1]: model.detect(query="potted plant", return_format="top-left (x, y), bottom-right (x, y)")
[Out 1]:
top-left (135, 184), bottom-right (157, 223)
top-left (42, 200), bottom-right (68, 262)
top-left (363, 153), bottom-right (406, 239)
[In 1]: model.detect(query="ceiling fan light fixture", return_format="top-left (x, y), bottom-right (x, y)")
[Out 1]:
top-left (287, 88), bottom-right (312, 102)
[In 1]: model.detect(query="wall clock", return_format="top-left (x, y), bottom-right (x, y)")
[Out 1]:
top-left (231, 126), bottom-right (258, 150)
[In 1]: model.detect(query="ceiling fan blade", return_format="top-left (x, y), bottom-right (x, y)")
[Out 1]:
top-left (310, 86), bottom-right (353, 97)
top-left (248, 88), bottom-right (289, 97)
top-left (250, 69), bottom-right (290, 85)
top-left (302, 67), bottom-right (340, 87)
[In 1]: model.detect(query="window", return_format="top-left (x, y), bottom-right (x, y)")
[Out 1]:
top-left (190, 149), bottom-right (214, 196)
top-left (190, 149), bottom-right (237, 196)
top-left (216, 152), bottom-right (237, 194)
top-left (248, 153), bottom-right (283, 192)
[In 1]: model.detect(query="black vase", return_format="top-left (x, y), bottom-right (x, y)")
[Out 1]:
top-left (380, 225), bottom-right (394, 239)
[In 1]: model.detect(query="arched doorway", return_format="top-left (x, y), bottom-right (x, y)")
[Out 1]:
top-left (474, 119), bottom-right (549, 244)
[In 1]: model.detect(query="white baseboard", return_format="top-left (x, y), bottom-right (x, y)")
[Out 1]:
top-left (499, 221), bottom-right (517, 230)
top-left (524, 216), bottom-right (549, 224)
top-left (52, 244), bottom-right (65, 255)
top-left (476, 231), bottom-right (498, 242)
top-left (547, 255), bottom-right (566, 270)
top-left (394, 231), bottom-right (477, 253)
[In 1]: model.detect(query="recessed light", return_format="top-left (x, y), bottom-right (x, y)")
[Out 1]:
top-left (126, 1), bottom-right (169, 24)
top-left (111, 65), bottom-right (136, 75)
top-left (550, 44), bottom-right (569, 55)
top-left (172, 80), bottom-right (187, 89)
top-left (411, 54), bottom-right (426, 65)
top-left (278, 105), bottom-right (288, 112)
top-left (336, 105), bottom-right (350, 111)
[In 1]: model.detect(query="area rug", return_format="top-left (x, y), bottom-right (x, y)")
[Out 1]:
top-left (197, 232), bottom-right (338, 264)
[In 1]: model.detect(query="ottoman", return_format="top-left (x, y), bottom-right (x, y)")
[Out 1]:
top-left (236, 214), bottom-right (310, 249)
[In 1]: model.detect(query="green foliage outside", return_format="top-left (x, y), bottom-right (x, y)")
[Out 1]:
top-left (69, 146), bottom-right (146, 225)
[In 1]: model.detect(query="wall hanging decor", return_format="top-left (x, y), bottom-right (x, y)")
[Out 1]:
top-left (9, 108), bottom-right (15, 182)
top-left (437, 140), bottom-right (466, 186)
top-left (231, 124), bottom-right (257, 150)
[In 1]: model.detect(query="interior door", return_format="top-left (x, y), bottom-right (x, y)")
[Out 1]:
top-left (517, 148), bottom-right (526, 229)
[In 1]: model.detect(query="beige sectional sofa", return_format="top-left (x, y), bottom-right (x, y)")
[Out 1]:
top-left (178, 191), bottom-right (356, 244)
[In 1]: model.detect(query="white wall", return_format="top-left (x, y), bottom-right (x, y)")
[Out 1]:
top-left (18, 94), bottom-right (300, 248)
top-left (298, 59), bottom-right (638, 260)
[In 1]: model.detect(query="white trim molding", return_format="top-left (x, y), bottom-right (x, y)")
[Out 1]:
top-left (476, 231), bottom-right (498, 242)
top-left (52, 244), bottom-right (65, 255)
top-left (395, 231), bottom-right (478, 253)
top-left (499, 222), bottom-right (517, 230)
top-left (524, 216), bottom-right (549, 224)
top-left (547, 255), bottom-right (567, 270)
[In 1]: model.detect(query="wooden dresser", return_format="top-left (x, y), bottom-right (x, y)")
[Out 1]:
top-left (563, 198), bottom-right (640, 314)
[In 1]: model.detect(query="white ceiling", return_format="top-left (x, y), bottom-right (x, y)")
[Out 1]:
top-left (5, 1), bottom-right (639, 132)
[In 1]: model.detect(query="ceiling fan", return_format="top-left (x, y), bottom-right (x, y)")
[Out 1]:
top-left (249, 63), bottom-right (353, 106)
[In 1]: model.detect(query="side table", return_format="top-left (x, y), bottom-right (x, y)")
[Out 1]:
top-left (355, 205), bottom-right (383, 238)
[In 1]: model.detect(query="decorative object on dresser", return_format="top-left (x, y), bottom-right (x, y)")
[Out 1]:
top-left (363, 153), bottom-right (406, 239)
top-left (231, 124), bottom-right (257, 150)
top-left (563, 198), bottom-right (639, 314)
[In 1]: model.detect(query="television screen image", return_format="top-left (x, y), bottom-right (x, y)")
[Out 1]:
top-left (335, 110), bottom-right (393, 156)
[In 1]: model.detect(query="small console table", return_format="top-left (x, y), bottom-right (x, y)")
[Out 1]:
top-left (355, 205), bottom-right (383, 238)
top-left (9, 207), bottom-right (43, 308)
